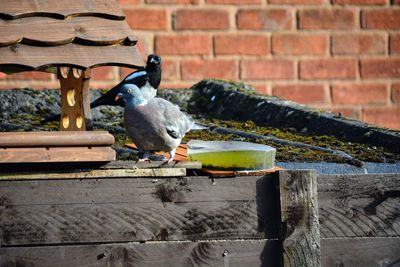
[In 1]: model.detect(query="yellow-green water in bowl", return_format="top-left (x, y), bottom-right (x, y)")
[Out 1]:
top-left (187, 140), bottom-right (276, 170)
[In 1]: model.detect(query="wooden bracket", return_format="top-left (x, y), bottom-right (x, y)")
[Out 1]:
top-left (58, 67), bottom-right (92, 131)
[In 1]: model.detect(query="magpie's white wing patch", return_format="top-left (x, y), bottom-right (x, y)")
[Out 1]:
top-left (123, 71), bottom-right (147, 83)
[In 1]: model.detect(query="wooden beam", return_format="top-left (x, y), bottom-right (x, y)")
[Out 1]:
top-left (321, 237), bottom-right (400, 267)
top-left (0, 146), bottom-right (115, 163)
top-left (279, 170), bottom-right (321, 267)
top-left (0, 239), bottom-right (280, 267)
top-left (58, 67), bottom-right (92, 131)
top-left (0, 131), bottom-right (114, 147)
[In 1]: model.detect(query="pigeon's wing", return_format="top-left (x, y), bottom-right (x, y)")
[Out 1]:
top-left (90, 70), bottom-right (149, 109)
top-left (154, 99), bottom-right (194, 139)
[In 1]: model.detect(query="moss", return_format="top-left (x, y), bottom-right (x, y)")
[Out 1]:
top-left (188, 118), bottom-right (399, 163)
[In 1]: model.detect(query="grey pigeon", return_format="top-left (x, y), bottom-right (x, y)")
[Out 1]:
top-left (116, 84), bottom-right (194, 161)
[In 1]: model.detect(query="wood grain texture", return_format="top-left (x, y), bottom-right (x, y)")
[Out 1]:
top-left (101, 160), bottom-right (202, 169)
top-left (0, 0), bottom-right (125, 20)
top-left (0, 240), bottom-right (280, 267)
top-left (0, 146), bottom-right (115, 163)
top-left (0, 17), bottom-right (137, 46)
top-left (317, 173), bottom-right (400, 238)
top-left (321, 237), bottom-right (400, 267)
top-left (0, 175), bottom-right (279, 245)
top-left (0, 131), bottom-right (114, 147)
top-left (279, 170), bottom-right (321, 267)
top-left (59, 67), bottom-right (92, 131)
top-left (0, 43), bottom-right (144, 73)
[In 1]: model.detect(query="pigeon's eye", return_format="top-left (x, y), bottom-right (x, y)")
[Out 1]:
top-left (127, 89), bottom-right (132, 93)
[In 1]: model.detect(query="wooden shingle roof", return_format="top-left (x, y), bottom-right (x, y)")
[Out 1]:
top-left (0, 0), bottom-right (144, 74)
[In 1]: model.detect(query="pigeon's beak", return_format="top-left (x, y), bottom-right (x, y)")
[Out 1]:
top-left (115, 94), bottom-right (122, 102)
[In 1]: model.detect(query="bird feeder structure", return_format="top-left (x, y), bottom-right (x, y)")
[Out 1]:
top-left (0, 0), bottom-right (144, 163)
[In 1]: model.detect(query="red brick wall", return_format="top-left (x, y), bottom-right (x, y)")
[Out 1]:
top-left (1, 0), bottom-right (400, 129)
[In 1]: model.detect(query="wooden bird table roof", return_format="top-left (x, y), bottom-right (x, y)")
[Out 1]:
top-left (0, 0), bottom-right (144, 74)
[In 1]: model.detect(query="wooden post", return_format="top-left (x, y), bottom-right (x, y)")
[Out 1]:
top-left (58, 67), bottom-right (92, 131)
top-left (279, 170), bottom-right (321, 267)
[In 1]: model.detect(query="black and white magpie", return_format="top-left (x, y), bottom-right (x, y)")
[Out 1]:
top-left (91, 54), bottom-right (162, 108)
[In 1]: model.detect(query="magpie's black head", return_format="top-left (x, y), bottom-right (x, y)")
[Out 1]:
top-left (147, 54), bottom-right (161, 66)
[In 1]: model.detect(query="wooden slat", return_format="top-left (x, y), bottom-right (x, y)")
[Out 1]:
top-left (0, 17), bottom-right (137, 47)
top-left (317, 173), bottom-right (400, 238)
top-left (0, 240), bottom-right (280, 267)
top-left (0, 168), bottom-right (186, 180)
top-left (0, 43), bottom-right (144, 73)
top-left (0, 175), bottom-right (280, 245)
top-left (279, 170), bottom-right (321, 267)
top-left (321, 237), bottom-right (400, 267)
top-left (101, 160), bottom-right (202, 169)
top-left (0, 0), bottom-right (125, 20)
top-left (0, 131), bottom-right (114, 147)
top-left (0, 146), bottom-right (116, 163)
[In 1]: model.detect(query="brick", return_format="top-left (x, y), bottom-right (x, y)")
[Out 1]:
top-left (362, 9), bottom-right (400, 29)
top-left (272, 84), bottom-right (327, 104)
top-left (299, 9), bottom-right (356, 30)
top-left (119, 0), bottom-right (141, 4)
top-left (7, 71), bottom-right (54, 80)
top-left (332, 83), bottom-right (388, 105)
top-left (207, 0), bottom-right (260, 4)
top-left (390, 34), bottom-right (400, 54)
top-left (0, 72), bottom-right (7, 79)
top-left (147, 0), bottom-right (199, 3)
top-left (332, 33), bottom-right (386, 55)
top-left (392, 83), bottom-right (400, 104)
top-left (363, 107), bottom-right (400, 129)
top-left (91, 67), bottom-right (116, 81)
top-left (214, 34), bottom-right (269, 55)
top-left (241, 59), bottom-right (295, 80)
top-left (174, 10), bottom-right (229, 30)
top-left (181, 59), bottom-right (238, 80)
top-left (269, 0), bottom-right (322, 4)
top-left (360, 59), bottom-right (400, 78)
top-left (124, 9), bottom-right (167, 30)
top-left (237, 9), bottom-right (293, 31)
top-left (155, 35), bottom-right (211, 55)
top-left (272, 33), bottom-right (327, 55)
top-left (162, 59), bottom-right (180, 81)
top-left (160, 82), bottom-right (194, 89)
top-left (252, 84), bottom-right (270, 95)
top-left (393, 0), bottom-right (400, 4)
top-left (300, 59), bottom-right (357, 80)
top-left (333, 0), bottom-right (386, 4)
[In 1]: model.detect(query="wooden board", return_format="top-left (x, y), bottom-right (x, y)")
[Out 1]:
top-left (101, 160), bottom-right (202, 169)
top-left (0, 146), bottom-right (116, 163)
top-left (0, 131), bottom-right (114, 147)
top-left (321, 237), bottom-right (400, 267)
top-left (317, 173), bottom-right (400, 238)
top-left (125, 143), bottom-right (188, 161)
top-left (0, 175), bottom-right (280, 245)
top-left (0, 43), bottom-right (143, 73)
top-left (279, 170), bottom-right (321, 267)
top-left (0, 0), bottom-right (125, 20)
top-left (0, 239), bottom-right (280, 267)
top-left (0, 17), bottom-right (137, 47)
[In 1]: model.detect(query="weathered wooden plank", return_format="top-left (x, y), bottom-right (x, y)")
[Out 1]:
top-left (0, 131), bottom-right (114, 147)
top-left (0, 43), bottom-right (144, 73)
top-left (0, 0), bottom-right (125, 20)
top-left (279, 170), bottom-right (321, 267)
top-left (0, 168), bottom-right (186, 180)
top-left (0, 146), bottom-right (115, 163)
top-left (317, 173), bottom-right (400, 238)
top-left (0, 176), bottom-right (274, 205)
top-left (0, 174), bottom-right (280, 245)
top-left (0, 17), bottom-right (136, 47)
top-left (0, 239), bottom-right (280, 267)
top-left (0, 202), bottom-right (267, 245)
top-left (101, 160), bottom-right (202, 169)
top-left (321, 237), bottom-right (400, 267)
